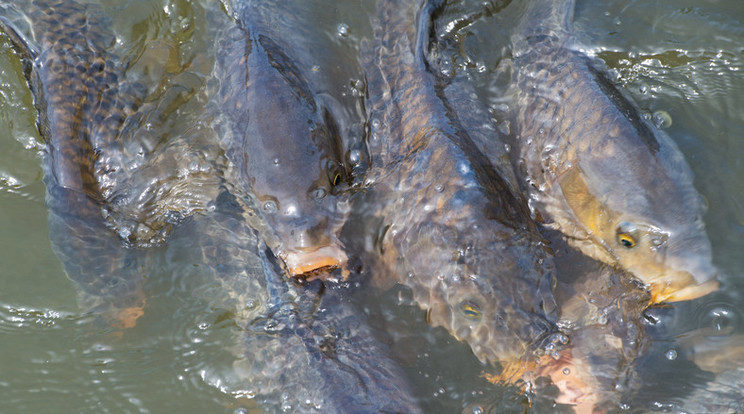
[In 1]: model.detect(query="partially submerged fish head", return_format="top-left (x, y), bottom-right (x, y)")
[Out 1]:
top-left (608, 218), bottom-right (718, 304)
top-left (242, 92), bottom-right (352, 279)
top-left (255, 134), bottom-right (351, 279)
top-left (557, 163), bottom-right (718, 304)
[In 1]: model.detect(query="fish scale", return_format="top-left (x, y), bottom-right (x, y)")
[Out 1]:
top-left (1, 0), bottom-right (157, 322)
top-left (175, 187), bottom-right (424, 413)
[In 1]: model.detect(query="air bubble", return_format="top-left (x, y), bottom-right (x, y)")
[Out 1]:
top-left (698, 303), bottom-right (739, 337)
top-left (652, 110), bottom-right (672, 129)
top-left (349, 149), bottom-right (362, 164)
top-left (439, 59), bottom-right (454, 78)
top-left (337, 23), bottom-right (349, 38)
top-left (665, 349), bottom-right (677, 360)
top-left (262, 200), bottom-right (278, 214)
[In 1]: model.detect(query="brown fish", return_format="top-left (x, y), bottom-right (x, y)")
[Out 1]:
top-left (174, 189), bottom-right (424, 414)
top-left (506, 0), bottom-right (718, 304)
top-left (359, 0), bottom-right (562, 370)
top-left (1, 0), bottom-right (158, 327)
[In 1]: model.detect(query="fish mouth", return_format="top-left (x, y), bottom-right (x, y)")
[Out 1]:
top-left (646, 252), bottom-right (720, 303)
top-left (649, 278), bottom-right (719, 304)
top-left (281, 244), bottom-right (348, 280)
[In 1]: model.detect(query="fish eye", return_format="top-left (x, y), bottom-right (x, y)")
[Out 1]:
top-left (458, 301), bottom-right (482, 321)
top-left (616, 222), bottom-right (639, 249)
top-left (618, 233), bottom-right (636, 248)
top-left (332, 171), bottom-right (342, 187)
top-left (327, 161), bottom-right (345, 188)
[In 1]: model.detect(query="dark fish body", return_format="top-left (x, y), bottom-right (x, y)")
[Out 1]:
top-left (529, 229), bottom-right (652, 409)
top-left (213, 0), bottom-right (362, 277)
top-left (361, 0), bottom-right (560, 365)
top-left (509, 0), bottom-right (717, 303)
top-left (177, 189), bottom-right (423, 414)
top-left (1, 0), bottom-right (224, 327)
top-left (1, 0), bottom-right (157, 323)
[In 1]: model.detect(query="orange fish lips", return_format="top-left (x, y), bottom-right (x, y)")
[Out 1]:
top-left (281, 244), bottom-right (348, 281)
top-left (649, 277), bottom-right (719, 304)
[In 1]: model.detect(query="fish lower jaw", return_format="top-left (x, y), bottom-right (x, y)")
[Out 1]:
top-left (280, 245), bottom-right (349, 281)
top-left (648, 278), bottom-right (719, 304)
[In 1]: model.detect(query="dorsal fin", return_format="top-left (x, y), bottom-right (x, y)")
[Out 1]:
top-left (0, 15), bottom-right (39, 62)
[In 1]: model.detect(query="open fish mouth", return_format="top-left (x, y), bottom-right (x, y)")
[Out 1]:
top-left (282, 245), bottom-right (348, 279)
top-left (649, 277), bottom-right (719, 304)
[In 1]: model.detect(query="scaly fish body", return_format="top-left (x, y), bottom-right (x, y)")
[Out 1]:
top-left (510, 0), bottom-right (718, 303)
top-left (214, 0), bottom-right (360, 278)
top-left (361, 0), bottom-right (560, 365)
top-left (1, 0), bottom-right (162, 324)
top-left (179, 190), bottom-right (423, 414)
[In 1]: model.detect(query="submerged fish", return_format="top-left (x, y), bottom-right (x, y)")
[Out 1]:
top-left (0, 0), bottom-right (218, 326)
top-left (173, 189), bottom-right (424, 414)
top-left (360, 0), bottom-right (561, 370)
top-left (529, 231), bottom-right (652, 412)
top-left (213, 0), bottom-right (361, 278)
top-left (509, 0), bottom-right (718, 303)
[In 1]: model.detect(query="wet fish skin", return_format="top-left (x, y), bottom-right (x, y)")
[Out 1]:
top-left (0, 0), bottom-right (156, 324)
top-left (510, 0), bottom-right (718, 303)
top-left (361, 0), bottom-right (560, 365)
top-left (529, 229), bottom-right (652, 410)
top-left (2, 0), bottom-right (218, 246)
top-left (213, 0), bottom-right (358, 278)
top-left (180, 188), bottom-right (424, 414)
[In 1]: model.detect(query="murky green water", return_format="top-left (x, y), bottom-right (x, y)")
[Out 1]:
top-left (0, 0), bottom-right (742, 413)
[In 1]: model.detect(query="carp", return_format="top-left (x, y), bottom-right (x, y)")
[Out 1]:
top-left (509, 0), bottom-right (718, 303)
top-left (359, 0), bottom-right (562, 370)
top-left (0, 2), bottom-right (424, 411)
top-left (0, 0), bottom-right (223, 326)
top-left (176, 189), bottom-right (424, 414)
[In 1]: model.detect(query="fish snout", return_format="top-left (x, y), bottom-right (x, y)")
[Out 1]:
top-left (281, 241), bottom-right (348, 279)
top-left (649, 246), bottom-right (719, 303)
top-left (277, 220), bottom-right (348, 278)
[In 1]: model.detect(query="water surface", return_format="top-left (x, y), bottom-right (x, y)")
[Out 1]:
top-left (0, 0), bottom-right (742, 413)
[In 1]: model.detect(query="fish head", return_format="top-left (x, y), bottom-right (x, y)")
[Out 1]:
top-left (558, 164), bottom-right (718, 304)
top-left (604, 218), bottom-right (718, 304)
top-left (242, 89), bottom-right (352, 278)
